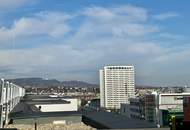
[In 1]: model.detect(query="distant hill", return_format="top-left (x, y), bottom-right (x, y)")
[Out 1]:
top-left (62, 80), bottom-right (98, 88)
top-left (7, 78), bottom-right (61, 88)
top-left (135, 85), bottom-right (161, 89)
top-left (7, 78), bottom-right (98, 88)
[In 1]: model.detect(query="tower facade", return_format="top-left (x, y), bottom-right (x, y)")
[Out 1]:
top-left (100, 66), bottom-right (135, 109)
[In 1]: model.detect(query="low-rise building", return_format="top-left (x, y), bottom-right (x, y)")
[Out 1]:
top-left (120, 97), bottom-right (145, 119)
top-left (146, 92), bottom-right (190, 126)
top-left (144, 93), bottom-right (157, 123)
top-left (86, 99), bottom-right (100, 111)
top-left (121, 92), bottom-right (190, 127)
top-left (120, 104), bottom-right (130, 117)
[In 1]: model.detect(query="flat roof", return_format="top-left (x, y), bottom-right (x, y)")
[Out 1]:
top-left (24, 94), bottom-right (79, 100)
top-left (22, 95), bottom-right (71, 105)
top-left (83, 111), bottom-right (156, 129)
top-left (104, 65), bottom-right (134, 67)
top-left (24, 99), bottom-right (70, 105)
top-left (10, 101), bottom-right (81, 119)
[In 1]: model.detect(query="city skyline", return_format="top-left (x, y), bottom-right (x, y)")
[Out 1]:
top-left (0, 0), bottom-right (190, 86)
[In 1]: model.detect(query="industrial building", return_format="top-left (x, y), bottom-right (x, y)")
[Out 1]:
top-left (10, 94), bottom-right (82, 125)
top-left (120, 92), bottom-right (190, 127)
top-left (99, 66), bottom-right (135, 110)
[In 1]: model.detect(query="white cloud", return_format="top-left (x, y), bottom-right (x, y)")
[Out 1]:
top-left (0, 27), bottom-right (12, 44)
top-left (113, 4), bottom-right (148, 22)
top-left (83, 6), bottom-right (115, 20)
top-left (75, 5), bottom-right (158, 40)
top-left (112, 23), bottom-right (158, 37)
top-left (159, 32), bottom-right (185, 40)
top-left (13, 11), bottom-right (72, 37)
top-left (0, 11), bottom-right (72, 45)
top-left (0, 4), bottom-right (188, 86)
top-left (154, 12), bottom-right (179, 20)
top-left (82, 4), bottom-right (148, 22)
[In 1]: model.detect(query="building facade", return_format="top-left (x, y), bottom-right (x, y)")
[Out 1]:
top-left (100, 66), bottom-right (135, 110)
top-left (120, 97), bottom-right (145, 119)
top-left (144, 94), bottom-right (157, 123)
top-left (183, 96), bottom-right (190, 127)
top-left (144, 92), bottom-right (190, 126)
top-left (120, 91), bottom-right (190, 127)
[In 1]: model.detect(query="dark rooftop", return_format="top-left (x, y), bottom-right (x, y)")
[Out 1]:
top-left (10, 101), bottom-right (81, 119)
top-left (82, 111), bottom-right (156, 129)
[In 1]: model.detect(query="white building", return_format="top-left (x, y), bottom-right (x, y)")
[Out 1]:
top-left (35, 98), bottom-right (80, 112)
top-left (100, 66), bottom-right (135, 109)
top-left (158, 93), bottom-right (190, 110)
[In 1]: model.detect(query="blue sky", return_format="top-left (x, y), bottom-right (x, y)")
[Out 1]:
top-left (0, 0), bottom-right (190, 86)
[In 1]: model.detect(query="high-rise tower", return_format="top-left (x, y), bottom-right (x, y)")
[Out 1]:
top-left (100, 66), bottom-right (135, 109)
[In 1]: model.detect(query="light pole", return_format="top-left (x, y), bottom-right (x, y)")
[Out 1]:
top-left (33, 118), bottom-right (37, 130)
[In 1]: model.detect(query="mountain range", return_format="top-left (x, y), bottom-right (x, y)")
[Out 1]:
top-left (7, 78), bottom-right (99, 88)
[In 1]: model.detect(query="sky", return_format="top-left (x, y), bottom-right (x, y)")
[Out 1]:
top-left (0, 0), bottom-right (190, 86)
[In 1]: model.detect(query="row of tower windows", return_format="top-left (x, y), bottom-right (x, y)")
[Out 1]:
top-left (107, 67), bottom-right (133, 70)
